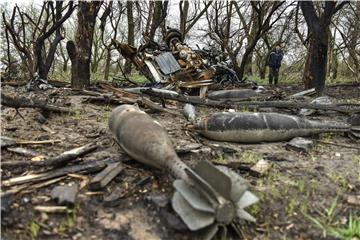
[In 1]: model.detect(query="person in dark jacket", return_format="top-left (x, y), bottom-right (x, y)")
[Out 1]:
top-left (267, 45), bottom-right (284, 85)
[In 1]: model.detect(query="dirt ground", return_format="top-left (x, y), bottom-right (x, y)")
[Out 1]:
top-left (1, 83), bottom-right (360, 240)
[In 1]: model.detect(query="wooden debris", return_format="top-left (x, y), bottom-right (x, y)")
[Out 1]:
top-left (138, 97), bottom-right (182, 117)
top-left (6, 147), bottom-right (39, 157)
top-left (287, 88), bottom-right (316, 99)
top-left (175, 143), bottom-right (202, 154)
top-left (104, 176), bottom-right (152, 207)
top-left (1, 177), bottom-right (66, 197)
top-left (37, 143), bottom-right (98, 167)
top-left (1, 92), bottom-right (74, 114)
top-left (315, 140), bottom-right (360, 150)
top-left (89, 162), bottom-right (124, 191)
top-left (34, 206), bottom-right (69, 213)
top-left (2, 160), bottom-right (109, 187)
top-left (51, 184), bottom-right (78, 206)
top-left (83, 96), bottom-right (127, 105)
top-left (16, 139), bottom-right (62, 145)
top-left (1, 143), bottom-right (98, 168)
top-left (142, 89), bottom-right (360, 114)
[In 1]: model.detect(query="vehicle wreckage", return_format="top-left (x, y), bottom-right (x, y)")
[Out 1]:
top-left (113, 28), bottom-right (242, 95)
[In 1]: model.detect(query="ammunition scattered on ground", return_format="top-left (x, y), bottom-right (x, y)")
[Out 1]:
top-left (194, 112), bottom-right (360, 143)
top-left (109, 105), bottom-right (258, 238)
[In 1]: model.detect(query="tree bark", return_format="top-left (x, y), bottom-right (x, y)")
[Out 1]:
top-left (68, 1), bottom-right (101, 89)
top-left (179, 0), bottom-right (189, 37)
top-left (300, 1), bottom-right (348, 93)
top-left (104, 49), bottom-right (111, 80)
top-left (124, 1), bottom-right (135, 74)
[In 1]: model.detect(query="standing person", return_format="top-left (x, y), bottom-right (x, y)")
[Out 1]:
top-left (267, 44), bottom-right (284, 85)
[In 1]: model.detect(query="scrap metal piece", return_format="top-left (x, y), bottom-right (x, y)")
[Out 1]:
top-left (194, 112), bottom-right (354, 143)
top-left (144, 60), bottom-right (163, 83)
top-left (155, 52), bottom-right (181, 75)
top-left (109, 105), bottom-right (258, 236)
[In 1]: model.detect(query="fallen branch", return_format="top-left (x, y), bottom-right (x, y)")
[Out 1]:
top-left (1, 92), bottom-right (74, 114)
top-left (142, 89), bottom-right (360, 114)
top-left (16, 139), bottom-right (62, 145)
top-left (34, 206), bottom-right (69, 213)
top-left (1, 176), bottom-right (66, 197)
top-left (315, 140), bottom-right (360, 150)
top-left (1, 143), bottom-right (98, 168)
top-left (2, 159), bottom-right (111, 187)
top-left (138, 97), bottom-right (182, 117)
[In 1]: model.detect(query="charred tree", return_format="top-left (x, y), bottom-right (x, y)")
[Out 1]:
top-left (300, 1), bottom-right (348, 93)
top-left (148, 1), bottom-right (168, 40)
top-left (3, 2), bottom-right (75, 79)
top-left (179, 1), bottom-right (212, 38)
top-left (67, 1), bottom-right (101, 89)
top-left (124, 1), bottom-right (135, 74)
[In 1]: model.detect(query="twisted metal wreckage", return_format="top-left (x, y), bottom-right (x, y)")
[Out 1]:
top-left (113, 28), bottom-right (242, 96)
top-left (109, 29), bottom-right (360, 238)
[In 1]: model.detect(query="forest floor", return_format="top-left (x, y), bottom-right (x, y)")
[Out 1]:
top-left (1, 82), bottom-right (360, 240)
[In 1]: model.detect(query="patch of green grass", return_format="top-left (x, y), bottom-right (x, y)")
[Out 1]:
top-left (240, 151), bottom-right (262, 164)
top-left (286, 198), bottom-right (298, 217)
top-left (129, 73), bottom-right (148, 83)
top-left (213, 154), bottom-right (226, 164)
top-left (27, 220), bottom-right (40, 240)
top-left (247, 202), bottom-right (261, 217)
top-left (74, 108), bottom-right (84, 120)
top-left (329, 214), bottom-right (360, 240)
top-left (352, 155), bottom-right (360, 182)
top-left (58, 208), bottom-right (77, 233)
top-left (302, 196), bottom-right (347, 238)
top-left (296, 180), bottom-right (306, 193)
top-left (327, 171), bottom-right (349, 189)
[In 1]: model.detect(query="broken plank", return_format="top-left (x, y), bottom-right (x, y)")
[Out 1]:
top-left (16, 139), bottom-right (62, 145)
top-left (1, 176), bottom-right (66, 197)
top-left (34, 206), bottom-right (68, 213)
top-left (89, 162), bottom-right (124, 191)
top-left (1, 143), bottom-right (98, 169)
top-left (2, 160), bottom-right (110, 187)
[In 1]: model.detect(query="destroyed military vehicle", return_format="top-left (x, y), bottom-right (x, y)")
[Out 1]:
top-left (114, 28), bottom-right (242, 93)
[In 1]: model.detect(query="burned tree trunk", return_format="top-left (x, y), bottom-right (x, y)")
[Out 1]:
top-left (302, 26), bottom-right (329, 92)
top-left (148, 1), bottom-right (168, 40)
top-left (67, 1), bottom-right (101, 89)
top-left (124, 1), bottom-right (135, 74)
top-left (300, 1), bottom-right (348, 94)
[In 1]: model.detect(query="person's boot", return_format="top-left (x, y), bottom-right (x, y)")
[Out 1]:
top-left (274, 77), bottom-right (278, 85)
top-left (269, 76), bottom-right (273, 85)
